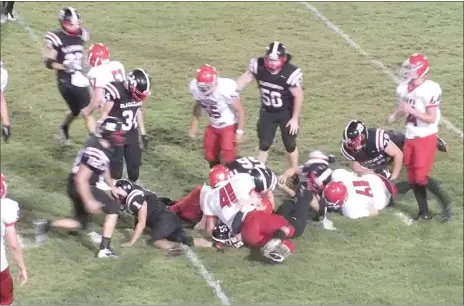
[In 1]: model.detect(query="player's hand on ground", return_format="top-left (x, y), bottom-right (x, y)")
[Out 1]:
top-left (286, 117), bottom-right (299, 135)
top-left (19, 268), bottom-right (27, 286)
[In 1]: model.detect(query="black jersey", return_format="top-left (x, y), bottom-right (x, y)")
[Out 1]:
top-left (125, 185), bottom-right (166, 219)
top-left (227, 156), bottom-right (267, 174)
top-left (103, 82), bottom-right (142, 133)
top-left (248, 56), bottom-right (303, 113)
top-left (44, 29), bottom-right (88, 82)
top-left (70, 136), bottom-right (113, 185)
top-left (341, 128), bottom-right (392, 169)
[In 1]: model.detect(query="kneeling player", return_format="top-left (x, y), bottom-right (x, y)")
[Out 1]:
top-left (115, 179), bottom-right (212, 255)
top-left (322, 169), bottom-right (397, 219)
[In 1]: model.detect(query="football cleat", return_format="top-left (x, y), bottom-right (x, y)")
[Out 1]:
top-left (261, 238), bottom-right (282, 257)
top-left (34, 219), bottom-right (49, 245)
top-left (437, 138), bottom-right (448, 153)
top-left (97, 248), bottom-right (118, 258)
top-left (266, 243), bottom-right (292, 263)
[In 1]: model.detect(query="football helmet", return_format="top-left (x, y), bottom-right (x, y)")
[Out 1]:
top-left (196, 64), bottom-right (218, 96)
top-left (250, 168), bottom-right (277, 193)
top-left (1, 173), bottom-right (7, 199)
top-left (87, 43), bottom-right (110, 68)
top-left (302, 163), bottom-right (333, 194)
top-left (322, 181), bottom-right (348, 210)
top-left (126, 68), bottom-right (151, 102)
top-left (343, 120), bottom-right (368, 152)
top-left (209, 165), bottom-right (231, 188)
top-left (400, 53), bottom-right (430, 82)
top-left (96, 116), bottom-right (125, 147)
top-left (59, 7), bottom-right (81, 36)
top-left (114, 179), bottom-right (134, 204)
top-left (264, 41), bottom-right (288, 74)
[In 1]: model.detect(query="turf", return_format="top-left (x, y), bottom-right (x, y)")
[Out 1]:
top-left (0, 2), bottom-right (462, 305)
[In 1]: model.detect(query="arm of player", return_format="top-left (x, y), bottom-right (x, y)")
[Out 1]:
top-left (89, 87), bottom-right (105, 113)
top-left (278, 182), bottom-right (296, 198)
top-left (125, 202), bottom-right (147, 246)
top-left (384, 141), bottom-right (403, 180)
top-left (235, 71), bottom-right (254, 92)
top-left (5, 224), bottom-right (27, 286)
top-left (206, 215), bottom-right (217, 234)
top-left (279, 166), bottom-right (303, 184)
top-left (1, 91), bottom-right (9, 126)
top-left (100, 100), bottom-right (114, 119)
top-left (75, 165), bottom-right (101, 214)
top-left (43, 34), bottom-right (66, 71)
top-left (231, 98), bottom-right (245, 137)
top-left (351, 161), bottom-right (375, 175)
top-left (289, 86), bottom-right (304, 122)
top-left (188, 102), bottom-right (202, 138)
top-left (137, 109), bottom-right (147, 136)
top-left (401, 101), bottom-right (439, 123)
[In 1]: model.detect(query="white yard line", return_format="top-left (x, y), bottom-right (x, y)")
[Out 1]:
top-left (301, 2), bottom-right (464, 142)
top-left (182, 245), bottom-right (231, 305)
top-left (300, 2), bottom-right (464, 225)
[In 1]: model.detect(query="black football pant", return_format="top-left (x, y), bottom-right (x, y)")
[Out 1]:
top-left (110, 129), bottom-right (142, 182)
top-left (257, 109), bottom-right (297, 153)
top-left (275, 186), bottom-right (313, 238)
top-left (58, 80), bottom-right (91, 117)
top-left (148, 210), bottom-right (194, 246)
top-left (1, 2), bottom-right (14, 15)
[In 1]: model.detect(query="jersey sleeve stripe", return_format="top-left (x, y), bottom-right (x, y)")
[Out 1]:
top-left (287, 68), bottom-right (303, 86)
top-left (248, 58), bottom-right (258, 75)
top-left (5, 222), bottom-right (16, 227)
top-left (127, 190), bottom-right (144, 206)
top-left (341, 145), bottom-right (355, 161)
top-left (45, 32), bottom-right (62, 47)
top-left (85, 147), bottom-right (110, 163)
top-left (376, 129), bottom-right (385, 152)
top-left (104, 83), bottom-right (120, 100)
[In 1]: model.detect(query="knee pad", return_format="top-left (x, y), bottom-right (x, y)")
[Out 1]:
top-left (259, 142), bottom-right (271, 152)
top-left (284, 141), bottom-right (296, 153)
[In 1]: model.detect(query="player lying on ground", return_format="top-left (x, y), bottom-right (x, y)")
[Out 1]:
top-left (167, 157), bottom-right (277, 228)
top-left (0, 60), bottom-right (11, 143)
top-left (1, 173), bottom-right (27, 306)
top-left (341, 120), bottom-right (448, 180)
top-left (322, 169), bottom-right (397, 219)
top-left (278, 151), bottom-right (336, 230)
top-left (35, 117), bottom-right (127, 258)
top-left (188, 64), bottom-right (246, 168)
top-left (115, 179), bottom-right (212, 255)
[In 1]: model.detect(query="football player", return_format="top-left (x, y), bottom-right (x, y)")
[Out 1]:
top-left (188, 64), bottom-right (246, 168)
top-left (1, 173), bottom-right (28, 305)
top-left (236, 41), bottom-right (304, 169)
top-left (43, 7), bottom-right (95, 144)
top-left (322, 169), bottom-right (397, 219)
top-left (1, 60), bottom-right (11, 142)
top-left (100, 68), bottom-right (150, 183)
top-left (388, 53), bottom-right (451, 221)
top-left (341, 120), bottom-right (447, 180)
top-left (35, 117), bottom-right (127, 258)
top-left (0, 2), bottom-right (15, 23)
top-left (278, 151), bottom-right (336, 231)
top-left (115, 180), bottom-right (212, 255)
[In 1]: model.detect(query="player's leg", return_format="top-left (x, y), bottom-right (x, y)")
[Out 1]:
top-left (75, 86), bottom-right (95, 135)
top-left (93, 187), bottom-right (120, 258)
top-left (220, 124), bottom-right (238, 164)
top-left (57, 82), bottom-right (79, 145)
top-left (278, 187), bottom-right (313, 238)
top-left (167, 185), bottom-right (203, 223)
top-left (149, 211), bottom-right (186, 255)
top-left (0, 267), bottom-right (14, 305)
top-left (203, 125), bottom-right (220, 168)
top-left (110, 145), bottom-right (124, 180)
top-left (256, 111), bottom-right (278, 164)
top-left (124, 130), bottom-right (142, 182)
top-left (5, 1), bottom-right (14, 20)
top-left (279, 111), bottom-right (299, 169)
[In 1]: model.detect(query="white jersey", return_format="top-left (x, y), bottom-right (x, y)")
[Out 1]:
top-left (396, 80), bottom-right (442, 139)
top-left (203, 173), bottom-right (255, 229)
top-left (331, 169), bottom-right (392, 219)
top-left (1, 66), bottom-right (8, 92)
top-left (189, 77), bottom-right (239, 128)
top-left (1, 198), bottom-right (20, 272)
top-left (87, 60), bottom-right (126, 88)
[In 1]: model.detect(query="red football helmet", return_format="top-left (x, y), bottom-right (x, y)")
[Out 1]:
top-left (209, 165), bottom-right (231, 188)
top-left (400, 53), bottom-right (430, 81)
top-left (88, 43), bottom-right (111, 68)
top-left (196, 64), bottom-right (218, 96)
top-left (1, 173), bottom-right (7, 199)
top-left (323, 181), bottom-right (348, 209)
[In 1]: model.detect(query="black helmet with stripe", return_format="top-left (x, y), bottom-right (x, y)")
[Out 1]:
top-left (264, 41), bottom-right (290, 74)
top-left (343, 120), bottom-right (368, 152)
top-left (114, 179), bottom-right (134, 204)
top-left (250, 167), bottom-right (277, 193)
top-left (96, 116), bottom-right (125, 147)
top-left (59, 7), bottom-right (81, 36)
top-left (126, 68), bottom-right (152, 102)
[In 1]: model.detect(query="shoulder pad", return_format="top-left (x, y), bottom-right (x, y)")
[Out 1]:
top-left (248, 57), bottom-right (259, 74)
top-left (44, 31), bottom-right (63, 49)
top-left (284, 64), bottom-right (303, 87)
top-left (218, 78), bottom-right (239, 100)
top-left (103, 82), bottom-right (122, 101)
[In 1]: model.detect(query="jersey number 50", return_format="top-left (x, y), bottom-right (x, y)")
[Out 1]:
top-left (261, 88), bottom-right (283, 108)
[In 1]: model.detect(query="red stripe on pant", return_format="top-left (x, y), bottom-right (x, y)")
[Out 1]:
top-left (167, 185), bottom-right (203, 222)
top-left (0, 267), bottom-right (14, 305)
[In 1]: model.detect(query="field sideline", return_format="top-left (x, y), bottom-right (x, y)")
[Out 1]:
top-left (1, 2), bottom-right (462, 305)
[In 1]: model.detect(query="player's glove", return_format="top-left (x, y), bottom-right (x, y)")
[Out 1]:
top-left (2, 125), bottom-right (11, 143)
top-left (266, 244), bottom-right (292, 263)
top-left (141, 135), bottom-right (149, 150)
top-left (261, 238), bottom-right (283, 257)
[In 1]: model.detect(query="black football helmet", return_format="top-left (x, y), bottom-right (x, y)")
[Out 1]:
top-left (250, 168), bottom-right (277, 193)
top-left (264, 41), bottom-right (290, 74)
top-left (212, 223), bottom-right (232, 243)
top-left (342, 120), bottom-right (368, 152)
top-left (59, 7), bottom-right (81, 36)
top-left (96, 116), bottom-right (125, 147)
top-left (114, 179), bottom-right (134, 204)
top-left (126, 68), bottom-right (151, 102)
top-left (301, 162), bottom-right (334, 195)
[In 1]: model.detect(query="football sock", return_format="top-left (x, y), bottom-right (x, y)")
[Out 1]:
top-left (100, 237), bottom-right (111, 250)
top-left (426, 176), bottom-right (451, 208)
top-left (412, 184), bottom-right (429, 214)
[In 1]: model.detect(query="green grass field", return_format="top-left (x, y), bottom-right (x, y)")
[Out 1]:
top-left (1, 2), bottom-right (463, 305)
